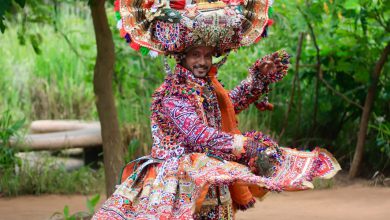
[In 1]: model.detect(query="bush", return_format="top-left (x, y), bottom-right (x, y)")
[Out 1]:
top-left (0, 154), bottom-right (105, 196)
top-left (0, 110), bottom-right (24, 171)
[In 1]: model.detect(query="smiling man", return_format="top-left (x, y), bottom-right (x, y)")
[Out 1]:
top-left (153, 45), bottom-right (288, 219)
top-left (93, 43), bottom-right (339, 219)
top-left (181, 46), bottom-right (213, 78)
top-left (92, 0), bottom-right (340, 219)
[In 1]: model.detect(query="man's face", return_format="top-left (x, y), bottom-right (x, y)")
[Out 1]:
top-left (182, 46), bottom-right (213, 78)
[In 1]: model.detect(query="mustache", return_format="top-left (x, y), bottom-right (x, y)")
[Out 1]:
top-left (193, 64), bottom-right (209, 69)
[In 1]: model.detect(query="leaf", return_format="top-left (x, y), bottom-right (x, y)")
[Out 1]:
top-left (380, 34), bottom-right (390, 43)
top-left (354, 70), bottom-right (369, 83)
top-left (86, 194), bottom-right (100, 214)
top-left (14, 0), bottom-right (25, 8)
top-left (0, 0), bottom-right (27, 33)
top-left (0, 0), bottom-right (12, 33)
top-left (79, 43), bottom-right (91, 51)
top-left (63, 205), bottom-right (70, 218)
top-left (359, 8), bottom-right (368, 36)
top-left (29, 34), bottom-right (42, 54)
top-left (10, 119), bottom-right (25, 133)
top-left (0, 0), bottom-right (12, 15)
top-left (0, 19), bottom-right (5, 33)
top-left (335, 60), bottom-right (353, 72)
top-left (344, 0), bottom-right (361, 11)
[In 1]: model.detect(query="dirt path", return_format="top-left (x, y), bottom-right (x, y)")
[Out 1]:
top-left (1, 185), bottom-right (389, 220)
top-left (238, 185), bottom-right (390, 220)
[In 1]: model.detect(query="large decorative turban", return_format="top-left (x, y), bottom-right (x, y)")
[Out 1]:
top-left (114, 0), bottom-right (273, 57)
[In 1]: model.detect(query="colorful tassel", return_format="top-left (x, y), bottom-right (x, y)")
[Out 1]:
top-left (170, 0), bottom-right (186, 9)
top-left (130, 42), bottom-right (141, 51)
top-left (149, 50), bottom-right (159, 58)
top-left (124, 33), bottom-right (131, 43)
top-left (114, 0), bottom-right (120, 12)
top-left (268, 6), bottom-right (274, 17)
top-left (116, 19), bottom-right (123, 30)
top-left (140, 46), bottom-right (150, 56)
top-left (115, 11), bottom-right (121, 21)
top-left (254, 36), bottom-right (262, 43)
top-left (261, 26), bottom-right (268, 38)
top-left (120, 28), bottom-right (127, 38)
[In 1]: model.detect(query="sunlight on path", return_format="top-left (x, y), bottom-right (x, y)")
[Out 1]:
top-left (237, 186), bottom-right (390, 220)
top-left (0, 186), bottom-right (389, 220)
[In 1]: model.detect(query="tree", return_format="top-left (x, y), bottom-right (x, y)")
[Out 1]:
top-left (344, 0), bottom-right (390, 178)
top-left (89, 0), bottom-right (124, 196)
top-left (349, 42), bottom-right (390, 178)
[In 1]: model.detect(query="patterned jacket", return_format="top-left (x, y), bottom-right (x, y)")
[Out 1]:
top-left (150, 64), bottom-right (270, 161)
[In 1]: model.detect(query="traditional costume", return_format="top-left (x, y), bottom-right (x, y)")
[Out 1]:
top-left (93, 0), bottom-right (341, 219)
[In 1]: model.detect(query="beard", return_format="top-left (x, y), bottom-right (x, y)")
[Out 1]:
top-left (192, 64), bottom-right (211, 78)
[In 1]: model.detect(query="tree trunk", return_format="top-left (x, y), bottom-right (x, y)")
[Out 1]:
top-left (90, 0), bottom-right (124, 196)
top-left (349, 42), bottom-right (390, 178)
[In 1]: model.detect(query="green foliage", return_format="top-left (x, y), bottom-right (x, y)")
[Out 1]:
top-left (0, 157), bottom-right (105, 196)
top-left (0, 0), bottom-right (25, 33)
top-left (62, 205), bottom-right (76, 220)
top-left (86, 194), bottom-right (101, 214)
top-left (51, 194), bottom-right (101, 220)
top-left (125, 139), bottom-right (140, 163)
top-left (109, 5), bottom-right (166, 149)
top-left (0, 110), bottom-right (24, 170)
top-left (0, 2), bottom-right (96, 120)
top-left (370, 116), bottom-right (390, 159)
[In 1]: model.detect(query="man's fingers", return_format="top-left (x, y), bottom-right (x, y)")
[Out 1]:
top-left (258, 62), bottom-right (268, 69)
top-left (264, 63), bottom-right (276, 72)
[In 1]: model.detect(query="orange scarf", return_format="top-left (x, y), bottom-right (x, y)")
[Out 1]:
top-left (208, 66), bottom-right (267, 209)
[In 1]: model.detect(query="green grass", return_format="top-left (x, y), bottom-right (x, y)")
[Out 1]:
top-left (0, 5), bottom-right (96, 121)
top-left (0, 156), bottom-right (105, 196)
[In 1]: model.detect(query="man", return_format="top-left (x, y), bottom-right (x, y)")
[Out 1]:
top-left (93, 0), bottom-right (340, 219)
top-left (93, 45), bottom-right (338, 219)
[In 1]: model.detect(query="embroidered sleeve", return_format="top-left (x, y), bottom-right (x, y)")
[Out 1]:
top-left (228, 73), bottom-right (268, 114)
top-left (162, 96), bottom-right (245, 160)
top-left (229, 50), bottom-right (290, 114)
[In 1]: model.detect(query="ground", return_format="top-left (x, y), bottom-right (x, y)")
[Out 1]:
top-left (1, 181), bottom-right (389, 220)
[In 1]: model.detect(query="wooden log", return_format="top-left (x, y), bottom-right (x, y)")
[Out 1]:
top-left (30, 120), bottom-right (100, 133)
top-left (10, 127), bottom-right (102, 151)
top-left (16, 152), bottom-right (85, 171)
